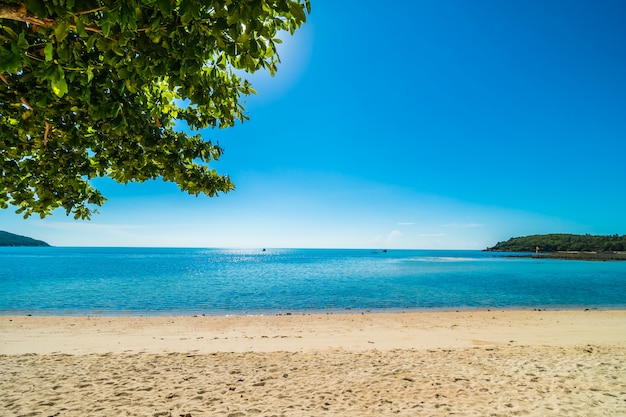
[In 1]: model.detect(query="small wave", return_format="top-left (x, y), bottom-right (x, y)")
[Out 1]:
top-left (404, 256), bottom-right (481, 262)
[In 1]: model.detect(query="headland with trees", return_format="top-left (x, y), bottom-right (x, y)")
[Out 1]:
top-left (486, 234), bottom-right (626, 260)
top-left (0, 230), bottom-right (50, 246)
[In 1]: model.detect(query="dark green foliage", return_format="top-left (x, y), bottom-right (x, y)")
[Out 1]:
top-left (487, 234), bottom-right (626, 252)
top-left (0, 0), bottom-right (310, 219)
top-left (0, 230), bottom-right (49, 246)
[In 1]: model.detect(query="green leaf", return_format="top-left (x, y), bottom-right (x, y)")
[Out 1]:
top-left (86, 34), bottom-right (98, 50)
top-left (42, 65), bottom-right (57, 80)
top-left (44, 43), bottom-right (53, 62)
top-left (25, 0), bottom-right (47, 18)
top-left (111, 43), bottom-right (125, 56)
top-left (102, 20), bottom-right (111, 37)
top-left (34, 96), bottom-right (48, 107)
top-left (1, 25), bottom-right (18, 41)
top-left (290, 3), bottom-right (307, 22)
top-left (51, 67), bottom-right (68, 97)
top-left (17, 32), bottom-right (29, 50)
top-left (151, 16), bottom-right (161, 32)
top-left (0, 47), bottom-right (22, 72)
top-left (157, 0), bottom-right (173, 16)
top-left (54, 20), bottom-right (70, 43)
top-left (76, 16), bottom-right (87, 37)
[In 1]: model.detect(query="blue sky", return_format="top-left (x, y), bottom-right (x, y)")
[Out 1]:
top-left (2, 0), bottom-right (625, 248)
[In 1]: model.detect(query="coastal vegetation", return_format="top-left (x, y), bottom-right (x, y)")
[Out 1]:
top-left (487, 234), bottom-right (626, 252)
top-left (486, 234), bottom-right (626, 260)
top-left (1, 0), bottom-right (310, 219)
top-left (0, 230), bottom-right (49, 246)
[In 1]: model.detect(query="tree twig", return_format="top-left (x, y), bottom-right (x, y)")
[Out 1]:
top-left (20, 96), bottom-right (32, 110)
top-left (43, 122), bottom-right (50, 145)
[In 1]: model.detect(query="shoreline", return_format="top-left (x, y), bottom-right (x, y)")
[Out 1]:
top-left (3, 304), bottom-right (626, 318)
top-left (2, 310), bottom-right (625, 416)
top-left (2, 309), bottom-right (625, 355)
top-left (488, 250), bottom-right (626, 261)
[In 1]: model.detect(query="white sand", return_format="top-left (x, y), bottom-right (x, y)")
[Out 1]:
top-left (1, 310), bottom-right (625, 416)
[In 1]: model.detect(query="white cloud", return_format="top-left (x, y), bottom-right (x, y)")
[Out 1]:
top-left (387, 230), bottom-right (402, 245)
top-left (397, 222), bottom-right (415, 226)
top-left (442, 223), bottom-right (485, 228)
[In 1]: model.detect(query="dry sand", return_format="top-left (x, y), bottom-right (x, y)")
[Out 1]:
top-left (1, 309), bottom-right (625, 416)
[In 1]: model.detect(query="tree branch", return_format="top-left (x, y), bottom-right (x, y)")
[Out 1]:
top-left (0, 2), bottom-right (55, 27)
top-left (0, 2), bottom-right (103, 34)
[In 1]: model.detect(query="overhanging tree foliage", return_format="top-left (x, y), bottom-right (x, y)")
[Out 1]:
top-left (0, 0), bottom-right (310, 219)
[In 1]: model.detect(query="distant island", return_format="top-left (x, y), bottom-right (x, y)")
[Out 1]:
top-left (486, 234), bottom-right (626, 261)
top-left (0, 231), bottom-right (50, 247)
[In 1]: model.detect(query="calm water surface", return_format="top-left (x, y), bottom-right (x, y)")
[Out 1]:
top-left (1, 247), bottom-right (625, 315)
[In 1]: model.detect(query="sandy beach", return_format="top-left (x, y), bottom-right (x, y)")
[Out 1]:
top-left (2, 309), bottom-right (625, 416)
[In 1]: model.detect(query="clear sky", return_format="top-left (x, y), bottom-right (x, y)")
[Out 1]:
top-left (2, 0), bottom-right (625, 249)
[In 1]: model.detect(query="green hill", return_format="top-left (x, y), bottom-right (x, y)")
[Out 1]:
top-left (0, 231), bottom-right (50, 247)
top-left (486, 234), bottom-right (626, 252)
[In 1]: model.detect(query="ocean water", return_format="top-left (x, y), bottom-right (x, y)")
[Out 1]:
top-left (1, 247), bottom-right (625, 316)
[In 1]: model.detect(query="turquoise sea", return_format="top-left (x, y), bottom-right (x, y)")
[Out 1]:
top-left (1, 247), bottom-right (625, 316)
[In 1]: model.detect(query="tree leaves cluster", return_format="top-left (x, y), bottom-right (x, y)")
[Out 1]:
top-left (0, 0), bottom-right (310, 219)
top-left (487, 234), bottom-right (626, 252)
